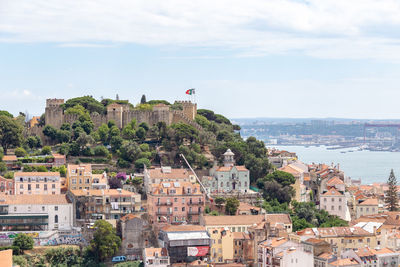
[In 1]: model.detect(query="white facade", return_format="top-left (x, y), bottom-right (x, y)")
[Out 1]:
top-left (280, 248), bottom-right (314, 267)
top-left (319, 189), bottom-right (348, 221)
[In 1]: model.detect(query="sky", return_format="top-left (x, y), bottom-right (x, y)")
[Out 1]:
top-left (2, 0), bottom-right (400, 119)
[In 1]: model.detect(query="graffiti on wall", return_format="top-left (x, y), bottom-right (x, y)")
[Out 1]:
top-left (0, 232), bottom-right (39, 240)
top-left (42, 234), bottom-right (86, 246)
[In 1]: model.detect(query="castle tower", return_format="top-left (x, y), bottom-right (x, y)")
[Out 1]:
top-left (107, 103), bottom-right (123, 128)
top-left (223, 149), bottom-right (235, 167)
top-left (45, 99), bottom-right (64, 128)
top-left (176, 101), bottom-right (197, 120)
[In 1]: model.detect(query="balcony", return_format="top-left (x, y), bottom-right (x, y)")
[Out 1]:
top-left (187, 201), bottom-right (204, 205)
top-left (188, 210), bottom-right (200, 215)
top-left (156, 202), bottom-right (173, 206)
top-left (156, 211), bottom-right (172, 215)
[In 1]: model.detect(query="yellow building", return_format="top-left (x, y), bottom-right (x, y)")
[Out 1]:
top-left (67, 164), bottom-right (93, 190)
top-left (296, 227), bottom-right (377, 255)
top-left (209, 227), bottom-right (234, 263)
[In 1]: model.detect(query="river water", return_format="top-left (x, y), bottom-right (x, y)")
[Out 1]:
top-left (272, 145), bottom-right (400, 184)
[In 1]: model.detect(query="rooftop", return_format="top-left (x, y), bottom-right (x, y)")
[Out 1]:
top-left (2, 155), bottom-right (17, 161)
top-left (147, 167), bottom-right (192, 179)
top-left (70, 189), bottom-right (138, 197)
top-left (322, 188), bottom-right (343, 196)
top-left (358, 198), bottom-right (378, 206)
top-left (215, 166), bottom-right (248, 172)
top-left (162, 225), bottom-right (206, 232)
top-left (202, 214), bottom-right (265, 226)
top-left (329, 258), bottom-right (359, 266)
top-left (0, 194), bottom-right (70, 205)
top-left (265, 213), bottom-right (291, 226)
top-left (14, 172), bottom-right (60, 177)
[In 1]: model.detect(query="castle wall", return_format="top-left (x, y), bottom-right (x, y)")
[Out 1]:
top-left (90, 113), bottom-right (108, 128)
top-left (122, 110), bottom-right (172, 128)
top-left (45, 107), bottom-right (64, 129)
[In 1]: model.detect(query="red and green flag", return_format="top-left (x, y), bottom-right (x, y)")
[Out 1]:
top-left (186, 88), bottom-right (195, 95)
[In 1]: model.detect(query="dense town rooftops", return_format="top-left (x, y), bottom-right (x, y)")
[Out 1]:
top-left (203, 214), bottom-right (265, 226)
top-left (322, 188), bottom-right (343, 196)
top-left (259, 237), bottom-right (289, 248)
top-left (144, 247), bottom-right (168, 257)
top-left (14, 172), bottom-right (60, 177)
top-left (67, 164), bottom-right (92, 174)
top-left (70, 189), bottom-right (138, 197)
top-left (279, 165), bottom-right (304, 175)
top-left (215, 166), bottom-right (248, 172)
top-left (162, 225), bottom-right (206, 232)
top-left (0, 194), bottom-right (69, 205)
top-left (265, 213), bottom-right (292, 225)
top-left (329, 258), bottom-right (359, 266)
top-left (358, 198), bottom-right (378, 206)
top-left (147, 167), bottom-right (192, 179)
top-left (327, 176), bottom-right (344, 185)
top-left (297, 227), bottom-right (372, 237)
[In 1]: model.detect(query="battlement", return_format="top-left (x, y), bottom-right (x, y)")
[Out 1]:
top-left (46, 99), bottom-right (64, 108)
top-left (174, 100), bottom-right (197, 120)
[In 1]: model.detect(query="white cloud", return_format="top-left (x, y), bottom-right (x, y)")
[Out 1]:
top-left (2, 0), bottom-right (400, 60)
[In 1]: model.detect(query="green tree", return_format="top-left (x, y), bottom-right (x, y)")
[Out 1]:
top-left (43, 125), bottom-right (58, 140)
top-left (225, 197), bottom-right (240, 215)
top-left (120, 141), bottom-right (140, 162)
top-left (27, 136), bottom-right (40, 150)
top-left (14, 147), bottom-right (27, 157)
top-left (13, 255), bottom-right (28, 267)
top-left (87, 220), bottom-right (121, 262)
top-left (292, 217), bottom-right (314, 232)
top-left (0, 162), bottom-right (6, 173)
top-left (265, 171), bottom-right (295, 186)
top-left (56, 130), bottom-right (71, 143)
top-left (13, 233), bottom-right (34, 253)
top-left (385, 169), bottom-right (399, 211)
top-left (0, 115), bottom-right (22, 154)
top-left (140, 94), bottom-right (147, 104)
top-left (214, 197), bottom-right (226, 210)
top-left (136, 127), bottom-right (146, 140)
top-left (41, 146), bottom-right (52, 155)
top-left (262, 180), bottom-right (295, 204)
top-left (94, 146), bottom-right (109, 157)
top-left (45, 247), bottom-right (82, 266)
top-left (0, 110), bottom-right (13, 118)
top-left (110, 136), bottom-right (123, 153)
top-left (134, 158), bottom-right (151, 170)
top-left (97, 123), bottom-right (109, 143)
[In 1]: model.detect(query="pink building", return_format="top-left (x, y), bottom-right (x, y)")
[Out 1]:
top-left (14, 172), bottom-right (61, 195)
top-left (0, 176), bottom-right (14, 195)
top-left (147, 181), bottom-right (205, 226)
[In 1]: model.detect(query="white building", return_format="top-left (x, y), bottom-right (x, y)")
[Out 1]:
top-left (0, 194), bottom-right (73, 231)
top-left (143, 247), bottom-right (170, 267)
top-left (207, 149), bottom-right (250, 193)
top-left (258, 237), bottom-right (314, 267)
top-left (319, 188), bottom-right (349, 221)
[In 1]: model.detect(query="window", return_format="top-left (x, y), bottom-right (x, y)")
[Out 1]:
top-left (323, 205), bottom-right (327, 210)
top-left (72, 179), bottom-right (76, 184)
top-left (28, 184), bottom-right (31, 190)
top-left (20, 184), bottom-right (23, 189)
top-left (42, 206), bottom-right (45, 211)
top-left (331, 198), bottom-right (334, 202)
top-left (182, 207), bottom-right (185, 212)
top-left (36, 184), bottom-right (40, 189)
top-left (14, 207), bottom-right (17, 212)
top-left (324, 198), bottom-right (327, 202)
top-left (55, 215), bottom-right (58, 223)
top-left (220, 182), bottom-right (223, 187)
top-left (52, 184), bottom-right (55, 189)
top-left (28, 206), bottom-right (31, 212)
top-left (55, 206), bottom-right (58, 211)
top-left (86, 179), bottom-right (90, 183)
top-left (331, 206), bottom-right (334, 210)
top-left (339, 206), bottom-right (341, 211)
top-left (174, 207), bottom-right (178, 211)
top-left (174, 198), bottom-right (178, 202)
top-left (339, 198), bottom-right (342, 202)
top-left (44, 184), bottom-right (47, 190)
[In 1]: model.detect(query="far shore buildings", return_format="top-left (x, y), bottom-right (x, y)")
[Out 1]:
top-left (14, 172), bottom-right (61, 195)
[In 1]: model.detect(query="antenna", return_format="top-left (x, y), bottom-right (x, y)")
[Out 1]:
top-left (180, 153), bottom-right (211, 201)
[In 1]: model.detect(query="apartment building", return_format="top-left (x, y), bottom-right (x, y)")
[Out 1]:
top-left (68, 189), bottom-right (141, 220)
top-left (66, 164), bottom-right (92, 190)
top-left (144, 166), bottom-right (195, 193)
top-left (14, 172), bottom-right (61, 195)
top-left (0, 194), bottom-right (73, 231)
top-left (355, 198), bottom-right (379, 219)
top-left (320, 188), bottom-right (348, 221)
top-left (0, 176), bottom-right (14, 195)
top-left (147, 181), bottom-right (205, 225)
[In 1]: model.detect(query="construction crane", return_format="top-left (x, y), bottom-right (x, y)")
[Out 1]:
top-left (180, 153), bottom-right (213, 202)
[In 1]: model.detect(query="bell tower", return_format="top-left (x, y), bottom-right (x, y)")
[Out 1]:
top-left (223, 149), bottom-right (235, 167)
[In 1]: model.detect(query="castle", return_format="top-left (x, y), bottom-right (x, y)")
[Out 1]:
top-left (44, 98), bottom-right (200, 130)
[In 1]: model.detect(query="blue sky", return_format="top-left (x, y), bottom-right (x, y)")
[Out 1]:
top-left (2, 0), bottom-right (400, 119)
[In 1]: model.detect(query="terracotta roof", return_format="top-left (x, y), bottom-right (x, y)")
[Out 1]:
top-left (304, 238), bottom-right (326, 245)
top-left (148, 168), bottom-right (192, 179)
top-left (232, 232), bottom-right (250, 240)
top-left (2, 155), bottom-right (17, 161)
top-left (298, 227), bottom-right (372, 238)
top-left (14, 172), bottom-right (60, 177)
top-left (371, 247), bottom-right (394, 255)
top-left (70, 189), bottom-right (138, 197)
top-left (260, 238), bottom-right (288, 248)
top-left (329, 258), bottom-right (359, 266)
top-left (327, 176), bottom-right (344, 185)
top-left (67, 164), bottom-right (92, 174)
top-left (266, 214), bottom-right (291, 225)
top-left (317, 252), bottom-right (334, 260)
top-left (203, 215), bottom-right (265, 226)
top-left (279, 165), bottom-right (303, 175)
top-left (322, 188), bottom-right (343, 196)
top-left (216, 166), bottom-right (248, 172)
top-left (52, 153), bottom-right (65, 159)
top-left (161, 225), bottom-right (205, 232)
top-left (144, 247), bottom-right (168, 257)
top-left (0, 194), bottom-right (69, 205)
top-left (358, 198), bottom-right (378, 206)
top-left (238, 202), bottom-right (260, 212)
top-left (120, 214), bottom-right (141, 222)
